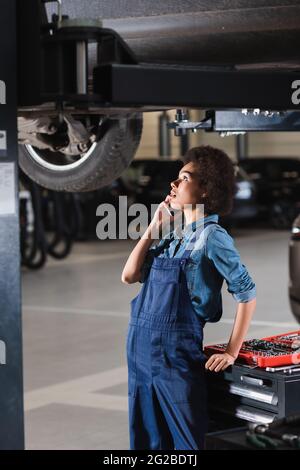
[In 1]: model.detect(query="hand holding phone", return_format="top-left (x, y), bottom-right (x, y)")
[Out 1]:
top-left (164, 195), bottom-right (174, 216)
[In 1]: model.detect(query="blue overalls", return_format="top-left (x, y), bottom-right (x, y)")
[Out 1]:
top-left (126, 221), bottom-right (216, 450)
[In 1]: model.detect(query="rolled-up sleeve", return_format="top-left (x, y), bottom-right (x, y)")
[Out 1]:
top-left (205, 227), bottom-right (256, 302)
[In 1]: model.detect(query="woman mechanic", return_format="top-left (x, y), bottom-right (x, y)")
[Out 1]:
top-left (122, 145), bottom-right (256, 450)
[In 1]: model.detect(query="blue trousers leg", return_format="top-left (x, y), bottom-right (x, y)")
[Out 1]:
top-left (129, 385), bottom-right (174, 450)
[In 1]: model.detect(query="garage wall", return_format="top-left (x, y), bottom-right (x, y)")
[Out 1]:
top-left (135, 110), bottom-right (300, 160)
top-left (246, 132), bottom-right (300, 158)
top-left (135, 110), bottom-right (182, 160)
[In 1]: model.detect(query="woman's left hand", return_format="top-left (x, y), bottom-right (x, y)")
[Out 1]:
top-left (205, 352), bottom-right (236, 372)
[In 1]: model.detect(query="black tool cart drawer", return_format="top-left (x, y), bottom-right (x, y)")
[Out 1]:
top-left (207, 363), bottom-right (300, 428)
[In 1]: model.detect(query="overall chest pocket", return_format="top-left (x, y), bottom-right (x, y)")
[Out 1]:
top-left (142, 280), bottom-right (179, 315)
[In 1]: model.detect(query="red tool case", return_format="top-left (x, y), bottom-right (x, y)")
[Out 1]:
top-left (204, 330), bottom-right (300, 368)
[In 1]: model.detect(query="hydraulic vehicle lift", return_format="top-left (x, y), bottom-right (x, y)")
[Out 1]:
top-left (0, 0), bottom-right (24, 450)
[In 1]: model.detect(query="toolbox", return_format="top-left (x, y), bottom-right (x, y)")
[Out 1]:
top-left (207, 363), bottom-right (300, 428)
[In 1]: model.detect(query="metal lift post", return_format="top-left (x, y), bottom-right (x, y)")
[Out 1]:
top-left (0, 0), bottom-right (24, 450)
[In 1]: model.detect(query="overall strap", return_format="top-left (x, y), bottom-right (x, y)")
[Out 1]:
top-left (180, 221), bottom-right (217, 261)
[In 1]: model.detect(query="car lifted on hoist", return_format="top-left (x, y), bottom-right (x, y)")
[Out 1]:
top-left (17, 0), bottom-right (300, 192)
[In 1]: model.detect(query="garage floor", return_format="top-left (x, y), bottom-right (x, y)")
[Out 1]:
top-left (22, 228), bottom-right (299, 449)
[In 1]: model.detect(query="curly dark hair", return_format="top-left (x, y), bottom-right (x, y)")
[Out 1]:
top-left (182, 145), bottom-right (236, 216)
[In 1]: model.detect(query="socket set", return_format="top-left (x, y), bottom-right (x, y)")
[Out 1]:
top-left (204, 330), bottom-right (300, 368)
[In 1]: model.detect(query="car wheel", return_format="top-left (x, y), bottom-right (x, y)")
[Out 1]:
top-left (18, 113), bottom-right (143, 192)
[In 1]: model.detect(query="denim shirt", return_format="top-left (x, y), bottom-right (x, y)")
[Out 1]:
top-left (140, 214), bottom-right (256, 323)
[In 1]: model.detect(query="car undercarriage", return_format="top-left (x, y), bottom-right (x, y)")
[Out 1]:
top-left (16, 0), bottom-right (300, 192)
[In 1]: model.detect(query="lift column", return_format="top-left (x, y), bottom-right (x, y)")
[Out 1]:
top-left (0, 0), bottom-right (24, 449)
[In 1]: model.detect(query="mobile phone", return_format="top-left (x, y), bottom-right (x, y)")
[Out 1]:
top-left (165, 205), bottom-right (173, 216)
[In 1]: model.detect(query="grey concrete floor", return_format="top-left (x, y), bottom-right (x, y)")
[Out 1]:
top-left (22, 228), bottom-right (299, 449)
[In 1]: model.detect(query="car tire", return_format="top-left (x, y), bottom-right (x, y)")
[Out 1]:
top-left (18, 113), bottom-right (143, 192)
